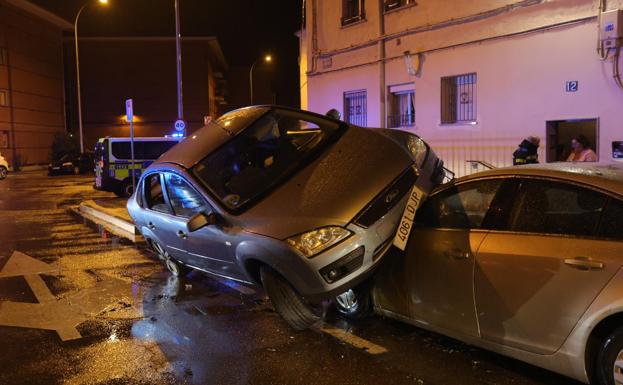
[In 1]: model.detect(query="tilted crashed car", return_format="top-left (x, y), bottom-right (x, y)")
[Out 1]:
top-left (127, 106), bottom-right (445, 330)
top-left (339, 163), bottom-right (623, 385)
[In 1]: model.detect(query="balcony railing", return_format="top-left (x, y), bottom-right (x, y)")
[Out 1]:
top-left (387, 114), bottom-right (415, 128)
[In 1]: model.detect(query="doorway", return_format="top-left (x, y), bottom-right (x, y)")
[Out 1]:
top-left (546, 119), bottom-right (599, 162)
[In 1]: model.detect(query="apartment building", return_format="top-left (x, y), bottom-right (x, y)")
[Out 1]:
top-left (300, 0), bottom-right (623, 176)
top-left (0, 0), bottom-right (72, 166)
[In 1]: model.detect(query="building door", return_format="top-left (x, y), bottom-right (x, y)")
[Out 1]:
top-left (546, 119), bottom-right (598, 162)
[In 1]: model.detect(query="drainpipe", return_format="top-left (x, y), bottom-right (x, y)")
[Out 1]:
top-left (3, 24), bottom-right (17, 167)
top-left (378, 1), bottom-right (386, 128)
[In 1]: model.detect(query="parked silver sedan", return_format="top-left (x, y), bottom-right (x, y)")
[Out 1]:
top-left (340, 163), bottom-right (623, 384)
top-left (127, 106), bottom-right (445, 330)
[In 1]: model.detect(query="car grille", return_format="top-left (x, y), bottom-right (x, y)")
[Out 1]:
top-left (353, 167), bottom-right (417, 228)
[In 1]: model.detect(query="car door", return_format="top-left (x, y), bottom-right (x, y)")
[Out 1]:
top-left (475, 178), bottom-right (622, 354)
top-left (404, 178), bottom-right (509, 338)
top-left (141, 172), bottom-right (190, 263)
top-left (162, 173), bottom-right (242, 279)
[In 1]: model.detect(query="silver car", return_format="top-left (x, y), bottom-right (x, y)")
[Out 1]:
top-left (340, 163), bottom-right (623, 384)
top-left (127, 106), bottom-right (444, 330)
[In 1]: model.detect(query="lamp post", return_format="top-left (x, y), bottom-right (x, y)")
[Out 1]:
top-left (74, 0), bottom-right (108, 154)
top-left (174, 0), bottom-right (184, 129)
top-left (249, 54), bottom-right (272, 105)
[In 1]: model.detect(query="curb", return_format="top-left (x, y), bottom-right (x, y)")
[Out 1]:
top-left (76, 200), bottom-right (140, 242)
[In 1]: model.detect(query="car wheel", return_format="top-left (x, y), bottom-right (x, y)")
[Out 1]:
top-left (115, 181), bottom-right (134, 198)
top-left (260, 266), bottom-right (322, 330)
top-left (0, 166), bottom-right (7, 180)
top-left (150, 240), bottom-right (168, 261)
top-left (334, 284), bottom-right (372, 319)
top-left (165, 257), bottom-right (192, 278)
top-left (597, 326), bottom-right (623, 385)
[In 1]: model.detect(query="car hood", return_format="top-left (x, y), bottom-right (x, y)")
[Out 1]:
top-left (236, 126), bottom-right (414, 240)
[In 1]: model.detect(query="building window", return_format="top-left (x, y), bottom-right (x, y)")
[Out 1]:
top-left (344, 90), bottom-right (367, 127)
top-left (388, 89), bottom-right (415, 128)
top-left (441, 73), bottom-right (477, 124)
top-left (384, 0), bottom-right (416, 12)
top-left (342, 0), bottom-right (365, 26)
top-left (0, 48), bottom-right (6, 65)
top-left (0, 90), bottom-right (8, 107)
top-left (0, 131), bottom-right (8, 149)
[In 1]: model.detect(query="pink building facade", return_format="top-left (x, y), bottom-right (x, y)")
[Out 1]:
top-left (299, 0), bottom-right (623, 177)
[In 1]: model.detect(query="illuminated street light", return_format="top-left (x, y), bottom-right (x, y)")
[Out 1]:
top-left (74, 0), bottom-right (108, 154)
top-left (249, 54), bottom-right (273, 105)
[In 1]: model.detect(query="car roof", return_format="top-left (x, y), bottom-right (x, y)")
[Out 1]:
top-left (456, 162), bottom-right (623, 196)
top-left (155, 105), bottom-right (344, 169)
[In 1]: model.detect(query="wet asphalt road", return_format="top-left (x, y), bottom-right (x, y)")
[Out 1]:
top-left (0, 171), bottom-right (582, 385)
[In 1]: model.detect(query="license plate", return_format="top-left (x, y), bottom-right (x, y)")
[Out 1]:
top-left (393, 184), bottom-right (426, 251)
top-left (52, 167), bottom-right (60, 170)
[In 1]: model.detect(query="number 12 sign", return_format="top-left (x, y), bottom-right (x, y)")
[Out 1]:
top-left (566, 81), bottom-right (579, 93)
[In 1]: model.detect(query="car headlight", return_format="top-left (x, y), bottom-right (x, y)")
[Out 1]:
top-left (286, 226), bottom-right (352, 258)
top-left (62, 162), bottom-right (73, 167)
top-left (407, 135), bottom-right (428, 168)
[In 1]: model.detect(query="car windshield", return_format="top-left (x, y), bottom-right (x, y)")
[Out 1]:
top-left (193, 109), bottom-right (344, 211)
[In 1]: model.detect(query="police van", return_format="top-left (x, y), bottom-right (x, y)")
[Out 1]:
top-left (94, 137), bottom-right (181, 197)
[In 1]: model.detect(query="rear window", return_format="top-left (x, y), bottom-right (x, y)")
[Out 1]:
top-left (599, 199), bottom-right (623, 240)
top-left (111, 141), bottom-right (178, 160)
top-left (508, 180), bottom-right (608, 237)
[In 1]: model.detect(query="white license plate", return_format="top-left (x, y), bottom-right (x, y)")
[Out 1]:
top-left (393, 184), bottom-right (426, 251)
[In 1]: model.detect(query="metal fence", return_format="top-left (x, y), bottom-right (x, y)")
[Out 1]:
top-left (344, 90), bottom-right (367, 127)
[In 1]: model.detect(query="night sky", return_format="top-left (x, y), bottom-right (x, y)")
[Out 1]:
top-left (31, 0), bottom-right (303, 106)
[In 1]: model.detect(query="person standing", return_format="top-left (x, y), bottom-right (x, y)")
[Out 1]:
top-left (567, 135), bottom-right (597, 162)
top-left (513, 136), bottom-right (540, 165)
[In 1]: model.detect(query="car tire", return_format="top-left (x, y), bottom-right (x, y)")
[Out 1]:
top-left (150, 240), bottom-right (168, 261)
top-left (596, 326), bottom-right (623, 385)
top-left (164, 257), bottom-right (192, 278)
top-left (115, 181), bottom-right (134, 198)
top-left (334, 283), bottom-right (372, 319)
top-left (0, 166), bottom-right (7, 180)
top-left (260, 266), bottom-right (321, 331)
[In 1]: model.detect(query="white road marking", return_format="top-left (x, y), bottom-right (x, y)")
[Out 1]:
top-left (317, 325), bottom-right (388, 355)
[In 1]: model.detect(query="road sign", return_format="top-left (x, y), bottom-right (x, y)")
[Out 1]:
top-left (125, 99), bottom-right (133, 122)
top-left (174, 119), bottom-right (186, 132)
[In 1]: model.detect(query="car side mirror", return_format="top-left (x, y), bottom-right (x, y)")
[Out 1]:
top-left (187, 211), bottom-right (218, 232)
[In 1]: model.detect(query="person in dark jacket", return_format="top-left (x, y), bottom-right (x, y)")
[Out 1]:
top-left (513, 136), bottom-right (540, 165)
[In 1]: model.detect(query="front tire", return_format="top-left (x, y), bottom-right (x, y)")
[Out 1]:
top-left (0, 166), bottom-right (7, 180)
top-left (115, 181), bottom-right (134, 198)
top-left (596, 327), bottom-right (623, 385)
top-left (260, 266), bottom-right (321, 330)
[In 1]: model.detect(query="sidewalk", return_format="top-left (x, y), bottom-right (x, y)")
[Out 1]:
top-left (75, 198), bottom-right (140, 242)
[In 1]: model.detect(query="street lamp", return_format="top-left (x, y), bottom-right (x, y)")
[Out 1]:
top-left (74, 0), bottom-right (108, 154)
top-left (249, 54), bottom-right (273, 105)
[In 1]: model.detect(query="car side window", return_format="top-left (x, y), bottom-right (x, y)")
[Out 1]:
top-left (599, 199), bottom-right (623, 240)
top-left (164, 173), bottom-right (211, 218)
top-left (416, 179), bottom-right (503, 229)
top-left (508, 179), bottom-right (608, 237)
top-left (145, 173), bottom-right (169, 213)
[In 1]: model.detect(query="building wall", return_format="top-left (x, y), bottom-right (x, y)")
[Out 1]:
top-left (64, 39), bottom-right (228, 151)
top-left (0, 2), bottom-right (65, 166)
top-left (302, 0), bottom-right (623, 177)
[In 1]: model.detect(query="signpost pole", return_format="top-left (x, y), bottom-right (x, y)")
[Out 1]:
top-left (126, 99), bottom-right (135, 193)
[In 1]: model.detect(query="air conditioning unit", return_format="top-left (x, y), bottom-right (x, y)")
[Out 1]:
top-left (600, 9), bottom-right (623, 49)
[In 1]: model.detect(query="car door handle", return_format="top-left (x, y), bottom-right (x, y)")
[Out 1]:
top-left (444, 249), bottom-right (471, 260)
top-left (564, 257), bottom-right (604, 271)
top-left (148, 222), bottom-right (156, 230)
top-left (177, 230), bottom-right (188, 240)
